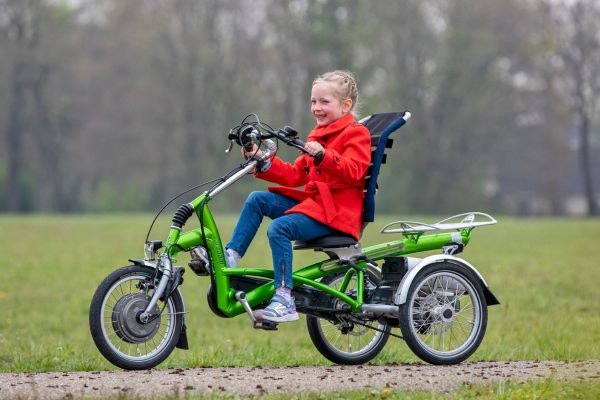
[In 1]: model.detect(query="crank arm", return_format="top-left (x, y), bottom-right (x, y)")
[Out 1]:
top-left (235, 291), bottom-right (256, 324)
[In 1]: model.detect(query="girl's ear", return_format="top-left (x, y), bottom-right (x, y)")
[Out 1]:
top-left (341, 98), bottom-right (353, 114)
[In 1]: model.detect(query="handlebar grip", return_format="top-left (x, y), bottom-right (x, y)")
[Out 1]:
top-left (313, 151), bottom-right (324, 162)
top-left (272, 128), bottom-right (322, 159)
top-left (293, 138), bottom-right (323, 161)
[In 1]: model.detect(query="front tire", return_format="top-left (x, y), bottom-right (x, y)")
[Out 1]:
top-left (306, 271), bottom-right (391, 364)
top-left (89, 265), bottom-right (184, 370)
top-left (398, 262), bottom-right (488, 365)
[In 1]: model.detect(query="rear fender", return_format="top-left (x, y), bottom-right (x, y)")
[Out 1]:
top-left (394, 254), bottom-right (500, 306)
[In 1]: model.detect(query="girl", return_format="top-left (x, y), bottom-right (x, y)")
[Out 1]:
top-left (225, 70), bottom-right (371, 322)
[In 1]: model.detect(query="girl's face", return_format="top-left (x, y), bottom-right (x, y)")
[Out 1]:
top-left (311, 82), bottom-right (352, 126)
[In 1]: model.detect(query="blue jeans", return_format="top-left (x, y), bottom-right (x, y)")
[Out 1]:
top-left (226, 191), bottom-right (336, 289)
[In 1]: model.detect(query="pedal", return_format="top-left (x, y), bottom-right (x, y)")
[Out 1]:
top-left (235, 291), bottom-right (280, 330)
top-left (253, 319), bottom-right (278, 331)
top-left (188, 246), bottom-right (210, 276)
top-left (188, 259), bottom-right (210, 275)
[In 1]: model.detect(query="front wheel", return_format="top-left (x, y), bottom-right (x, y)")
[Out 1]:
top-left (89, 265), bottom-right (185, 370)
top-left (399, 262), bottom-right (488, 365)
top-left (306, 271), bottom-right (391, 364)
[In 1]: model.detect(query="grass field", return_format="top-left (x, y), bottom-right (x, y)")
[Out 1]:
top-left (181, 379), bottom-right (600, 400)
top-left (1, 214), bottom-right (599, 375)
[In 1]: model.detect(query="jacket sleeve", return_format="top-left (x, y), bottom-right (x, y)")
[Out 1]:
top-left (316, 125), bottom-right (371, 181)
top-left (255, 153), bottom-right (310, 187)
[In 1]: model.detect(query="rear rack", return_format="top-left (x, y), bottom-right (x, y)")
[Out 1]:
top-left (380, 212), bottom-right (497, 235)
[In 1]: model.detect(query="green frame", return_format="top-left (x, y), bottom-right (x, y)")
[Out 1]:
top-left (159, 192), bottom-right (473, 318)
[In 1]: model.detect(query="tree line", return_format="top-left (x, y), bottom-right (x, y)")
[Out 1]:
top-left (1, 0), bottom-right (598, 215)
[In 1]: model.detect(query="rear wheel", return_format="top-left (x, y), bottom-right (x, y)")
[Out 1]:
top-left (89, 265), bottom-right (184, 370)
top-left (399, 262), bottom-right (487, 365)
top-left (306, 271), bottom-right (390, 364)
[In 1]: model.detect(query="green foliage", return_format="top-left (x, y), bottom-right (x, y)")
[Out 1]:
top-left (1, 0), bottom-right (597, 215)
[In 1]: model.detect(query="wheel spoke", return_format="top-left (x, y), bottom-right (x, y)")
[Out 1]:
top-left (96, 273), bottom-right (178, 362)
top-left (405, 268), bottom-right (485, 362)
top-left (307, 271), bottom-right (390, 364)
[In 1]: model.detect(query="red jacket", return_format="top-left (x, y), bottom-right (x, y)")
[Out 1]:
top-left (256, 114), bottom-right (371, 239)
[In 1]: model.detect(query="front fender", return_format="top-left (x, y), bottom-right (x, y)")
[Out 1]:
top-left (129, 259), bottom-right (158, 268)
top-left (394, 254), bottom-right (500, 306)
top-left (128, 259), bottom-right (190, 348)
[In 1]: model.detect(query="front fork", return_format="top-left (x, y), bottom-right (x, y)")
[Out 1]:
top-left (139, 253), bottom-right (173, 322)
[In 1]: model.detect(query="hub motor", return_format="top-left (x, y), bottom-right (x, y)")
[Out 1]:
top-left (112, 293), bottom-right (161, 343)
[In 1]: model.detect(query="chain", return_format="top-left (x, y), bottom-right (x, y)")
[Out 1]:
top-left (298, 305), bottom-right (406, 340)
top-left (341, 314), bottom-right (405, 340)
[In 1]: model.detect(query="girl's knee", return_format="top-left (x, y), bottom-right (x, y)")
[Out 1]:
top-left (266, 220), bottom-right (280, 238)
top-left (246, 191), bottom-right (267, 204)
top-left (267, 219), bottom-right (290, 240)
top-left (245, 191), bottom-right (269, 211)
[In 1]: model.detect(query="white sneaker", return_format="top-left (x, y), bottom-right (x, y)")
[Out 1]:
top-left (255, 294), bottom-right (299, 322)
top-left (225, 248), bottom-right (240, 268)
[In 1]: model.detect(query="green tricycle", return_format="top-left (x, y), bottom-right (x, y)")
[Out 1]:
top-left (89, 111), bottom-right (499, 370)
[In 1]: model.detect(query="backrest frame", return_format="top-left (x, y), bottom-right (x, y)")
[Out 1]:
top-left (360, 111), bottom-right (411, 224)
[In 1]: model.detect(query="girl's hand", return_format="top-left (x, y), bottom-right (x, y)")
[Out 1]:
top-left (305, 141), bottom-right (324, 157)
top-left (242, 143), bottom-right (263, 159)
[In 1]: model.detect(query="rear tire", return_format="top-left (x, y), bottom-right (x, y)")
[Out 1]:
top-left (398, 262), bottom-right (487, 365)
top-left (306, 271), bottom-right (390, 364)
top-left (89, 265), bottom-right (184, 370)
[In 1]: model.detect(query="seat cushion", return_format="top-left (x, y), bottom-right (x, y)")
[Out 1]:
top-left (294, 234), bottom-right (358, 250)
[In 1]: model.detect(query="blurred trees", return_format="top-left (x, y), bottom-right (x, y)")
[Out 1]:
top-left (541, 0), bottom-right (600, 215)
top-left (0, 0), bottom-right (598, 215)
top-left (1, 0), bottom-right (70, 212)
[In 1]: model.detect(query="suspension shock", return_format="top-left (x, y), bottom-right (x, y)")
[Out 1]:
top-left (171, 203), bottom-right (194, 229)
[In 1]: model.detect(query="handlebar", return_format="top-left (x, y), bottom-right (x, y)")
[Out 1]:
top-left (227, 117), bottom-right (323, 161)
top-left (271, 128), bottom-right (324, 161)
top-left (269, 128), bottom-right (323, 160)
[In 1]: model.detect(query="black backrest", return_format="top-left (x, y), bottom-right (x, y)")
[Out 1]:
top-left (361, 112), bottom-right (410, 223)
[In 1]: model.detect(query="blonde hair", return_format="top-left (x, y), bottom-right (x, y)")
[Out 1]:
top-left (313, 70), bottom-right (359, 113)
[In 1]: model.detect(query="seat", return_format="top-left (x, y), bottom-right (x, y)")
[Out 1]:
top-left (294, 111), bottom-right (410, 251)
